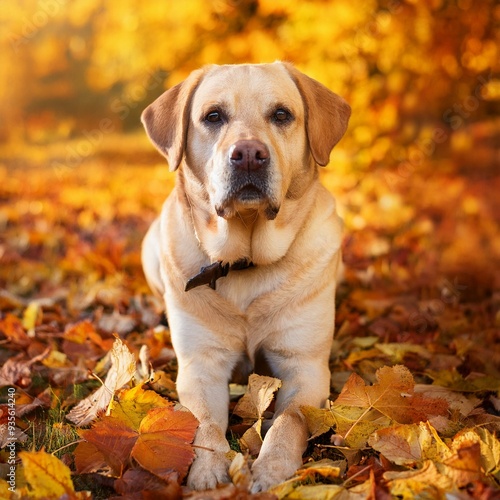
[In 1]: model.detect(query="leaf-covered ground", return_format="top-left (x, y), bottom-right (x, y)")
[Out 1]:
top-left (0, 135), bottom-right (499, 499)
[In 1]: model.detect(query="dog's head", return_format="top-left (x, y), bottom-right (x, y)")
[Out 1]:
top-left (142, 62), bottom-right (350, 221)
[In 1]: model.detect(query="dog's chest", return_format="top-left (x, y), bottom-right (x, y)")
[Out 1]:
top-left (215, 266), bottom-right (279, 312)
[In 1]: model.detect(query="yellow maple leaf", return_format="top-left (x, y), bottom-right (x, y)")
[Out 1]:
top-left (111, 385), bottom-right (172, 430)
top-left (385, 460), bottom-right (454, 498)
top-left (19, 449), bottom-right (75, 499)
top-left (331, 404), bottom-right (391, 448)
top-left (300, 404), bottom-right (336, 439)
top-left (301, 401), bottom-right (392, 448)
top-left (286, 484), bottom-right (360, 499)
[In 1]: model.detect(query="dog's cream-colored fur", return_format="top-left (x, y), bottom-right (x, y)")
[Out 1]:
top-left (141, 62), bottom-right (350, 491)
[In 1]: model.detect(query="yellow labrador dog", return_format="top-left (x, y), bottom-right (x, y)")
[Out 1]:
top-left (141, 62), bottom-right (350, 491)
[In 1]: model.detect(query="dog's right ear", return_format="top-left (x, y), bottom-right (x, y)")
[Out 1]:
top-left (141, 69), bottom-right (205, 171)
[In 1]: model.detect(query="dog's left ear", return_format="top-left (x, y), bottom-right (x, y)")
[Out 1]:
top-left (141, 68), bottom-right (205, 171)
top-left (284, 63), bottom-right (351, 167)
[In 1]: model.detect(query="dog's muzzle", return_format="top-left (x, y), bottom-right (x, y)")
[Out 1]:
top-left (215, 140), bottom-right (280, 220)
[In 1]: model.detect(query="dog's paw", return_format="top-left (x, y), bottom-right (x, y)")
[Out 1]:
top-left (187, 450), bottom-right (231, 490)
top-left (250, 454), bottom-right (301, 493)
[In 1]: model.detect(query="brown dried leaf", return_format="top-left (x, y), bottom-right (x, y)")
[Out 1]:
top-left (66, 337), bottom-right (136, 426)
top-left (98, 309), bottom-right (136, 335)
top-left (114, 468), bottom-right (182, 497)
top-left (233, 374), bottom-right (281, 421)
top-left (0, 348), bottom-right (50, 387)
top-left (0, 423), bottom-right (27, 448)
top-left (239, 419), bottom-right (263, 456)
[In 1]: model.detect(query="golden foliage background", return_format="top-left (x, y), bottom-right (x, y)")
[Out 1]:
top-left (1, 0), bottom-right (499, 285)
top-left (2, 0), bottom-right (499, 157)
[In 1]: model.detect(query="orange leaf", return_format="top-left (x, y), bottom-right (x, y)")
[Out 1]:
top-left (0, 313), bottom-right (30, 346)
top-left (442, 442), bottom-right (483, 488)
top-left (63, 319), bottom-right (108, 349)
top-left (78, 417), bottom-right (137, 476)
top-left (76, 404), bottom-right (198, 482)
top-left (74, 440), bottom-right (108, 475)
top-left (131, 407), bottom-right (198, 482)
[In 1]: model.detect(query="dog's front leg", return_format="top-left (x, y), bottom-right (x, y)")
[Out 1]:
top-left (177, 355), bottom-right (235, 489)
top-left (170, 311), bottom-right (241, 490)
top-left (250, 356), bottom-right (331, 492)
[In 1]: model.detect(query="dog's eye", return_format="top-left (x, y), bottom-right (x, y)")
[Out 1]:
top-left (272, 108), bottom-right (293, 124)
top-left (205, 111), bottom-right (222, 123)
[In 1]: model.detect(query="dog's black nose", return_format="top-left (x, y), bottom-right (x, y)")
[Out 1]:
top-left (229, 140), bottom-right (270, 172)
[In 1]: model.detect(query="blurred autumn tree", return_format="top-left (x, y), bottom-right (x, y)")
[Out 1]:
top-left (1, 0), bottom-right (499, 172)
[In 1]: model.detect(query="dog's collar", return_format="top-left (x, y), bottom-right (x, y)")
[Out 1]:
top-left (185, 259), bottom-right (254, 292)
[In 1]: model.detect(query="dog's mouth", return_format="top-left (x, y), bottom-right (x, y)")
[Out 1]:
top-left (235, 184), bottom-right (265, 202)
top-left (215, 183), bottom-right (280, 220)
